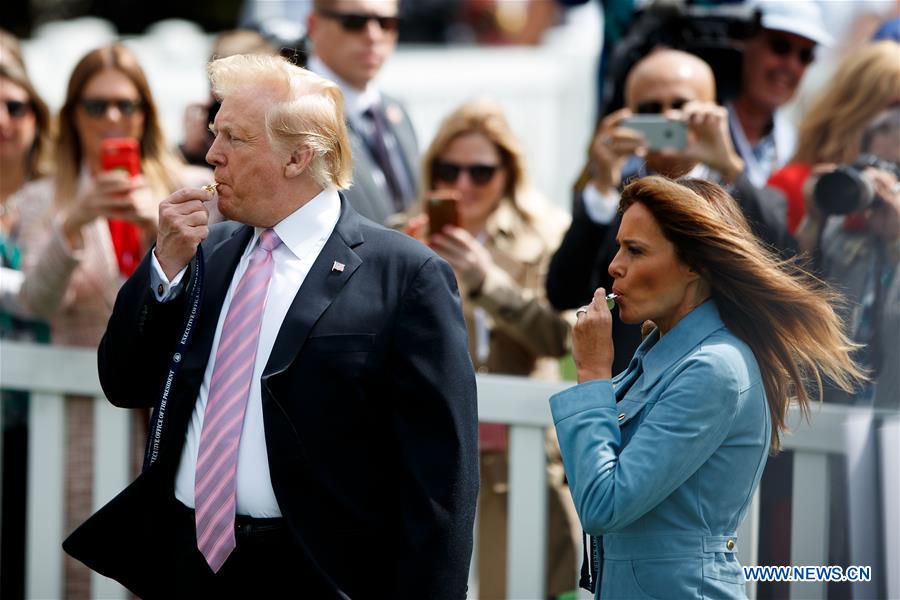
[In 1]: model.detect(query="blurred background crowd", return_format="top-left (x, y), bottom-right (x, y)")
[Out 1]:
top-left (1, 0), bottom-right (898, 599)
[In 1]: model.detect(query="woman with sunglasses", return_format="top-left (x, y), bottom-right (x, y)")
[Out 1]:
top-left (398, 99), bottom-right (580, 599)
top-left (0, 50), bottom-right (52, 329)
top-left (11, 43), bottom-right (211, 593)
top-left (0, 38), bottom-right (54, 597)
top-left (769, 40), bottom-right (900, 234)
top-left (14, 43), bottom-right (212, 346)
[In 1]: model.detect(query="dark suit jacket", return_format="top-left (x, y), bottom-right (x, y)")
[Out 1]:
top-left (63, 197), bottom-right (479, 599)
top-left (344, 94), bottom-right (420, 225)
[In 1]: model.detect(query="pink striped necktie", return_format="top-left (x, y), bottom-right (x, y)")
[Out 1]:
top-left (194, 228), bottom-right (282, 573)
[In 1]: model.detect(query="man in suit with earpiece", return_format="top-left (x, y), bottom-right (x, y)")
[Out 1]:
top-left (63, 53), bottom-right (478, 599)
top-left (306, 0), bottom-right (420, 225)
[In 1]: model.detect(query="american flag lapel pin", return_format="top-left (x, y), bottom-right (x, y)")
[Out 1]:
top-left (332, 261), bottom-right (345, 273)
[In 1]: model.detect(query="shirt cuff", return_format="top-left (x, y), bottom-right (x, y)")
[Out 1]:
top-left (581, 183), bottom-right (620, 224)
top-left (150, 251), bottom-right (188, 301)
top-left (550, 379), bottom-right (616, 423)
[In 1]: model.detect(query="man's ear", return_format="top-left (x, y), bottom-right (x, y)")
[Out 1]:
top-left (284, 146), bottom-right (314, 179)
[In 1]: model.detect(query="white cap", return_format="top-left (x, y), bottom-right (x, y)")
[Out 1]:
top-left (753, 0), bottom-right (833, 47)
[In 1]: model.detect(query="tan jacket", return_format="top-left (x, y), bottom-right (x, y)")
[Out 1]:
top-left (462, 197), bottom-right (573, 379)
top-left (15, 167), bottom-right (212, 347)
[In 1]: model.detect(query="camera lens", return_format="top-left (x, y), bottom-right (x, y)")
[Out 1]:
top-left (813, 167), bottom-right (874, 216)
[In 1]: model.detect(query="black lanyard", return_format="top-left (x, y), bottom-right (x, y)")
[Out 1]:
top-left (142, 245), bottom-right (205, 471)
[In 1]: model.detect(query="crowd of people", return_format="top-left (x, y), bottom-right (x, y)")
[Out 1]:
top-left (1, 0), bottom-right (898, 598)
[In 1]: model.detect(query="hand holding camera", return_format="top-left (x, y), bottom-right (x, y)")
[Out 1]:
top-left (589, 108), bottom-right (646, 193)
top-left (674, 101), bottom-right (745, 182)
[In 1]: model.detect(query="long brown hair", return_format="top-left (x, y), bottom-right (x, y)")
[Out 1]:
top-left (420, 98), bottom-right (531, 221)
top-left (55, 43), bottom-right (183, 204)
top-left (620, 176), bottom-right (864, 452)
top-left (0, 55), bottom-right (53, 179)
top-left (793, 41), bottom-right (900, 165)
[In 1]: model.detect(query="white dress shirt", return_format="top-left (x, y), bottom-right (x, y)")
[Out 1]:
top-left (150, 187), bottom-right (341, 516)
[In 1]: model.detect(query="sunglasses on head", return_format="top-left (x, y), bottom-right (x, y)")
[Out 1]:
top-left (767, 35), bottom-right (816, 66)
top-left (2, 99), bottom-right (33, 119)
top-left (433, 161), bottom-right (500, 185)
top-left (634, 98), bottom-right (689, 115)
top-left (80, 98), bottom-right (144, 118)
top-left (318, 9), bottom-right (400, 33)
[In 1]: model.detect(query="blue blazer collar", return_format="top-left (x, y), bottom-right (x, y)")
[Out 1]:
top-left (640, 300), bottom-right (726, 391)
top-left (612, 300), bottom-right (725, 425)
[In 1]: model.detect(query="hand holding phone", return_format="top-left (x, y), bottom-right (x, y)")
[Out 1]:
top-left (619, 115), bottom-right (687, 151)
top-left (427, 191), bottom-right (461, 236)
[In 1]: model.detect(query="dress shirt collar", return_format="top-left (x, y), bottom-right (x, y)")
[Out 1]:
top-left (633, 299), bottom-right (726, 390)
top-left (250, 186), bottom-right (341, 261)
top-left (307, 55), bottom-right (381, 122)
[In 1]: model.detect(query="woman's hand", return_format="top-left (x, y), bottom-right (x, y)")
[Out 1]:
top-left (573, 287), bottom-right (615, 383)
top-left (61, 171), bottom-right (134, 247)
top-left (403, 213), bottom-right (428, 242)
top-left (429, 225), bottom-right (493, 294)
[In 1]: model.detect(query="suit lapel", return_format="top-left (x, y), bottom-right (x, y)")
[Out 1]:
top-left (263, 197), bottom-right (364, 380)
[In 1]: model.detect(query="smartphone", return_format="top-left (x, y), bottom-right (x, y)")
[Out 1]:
top-left (427, 192), bottom-right (461, 236)
top-left (101, 138), bottom-right (141, 176)
top-left (620, 115), bottom-right (687, 150)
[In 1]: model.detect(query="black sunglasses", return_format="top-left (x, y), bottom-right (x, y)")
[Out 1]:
top-left (318, 9), bottom-right (400, 33)
top-left (2, 99), bottom-right (33, 119)
top-left (634, 98), bottom-right (689, 115)
top-left (80, 98), bottom-right (144, 118)
top-left (433, 161), bottom-right (501, 186)
top-left (767, 35), bottom-right (816, 66)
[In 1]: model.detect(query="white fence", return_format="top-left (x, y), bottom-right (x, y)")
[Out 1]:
top-left (1, 341), bottom-right (898, 600)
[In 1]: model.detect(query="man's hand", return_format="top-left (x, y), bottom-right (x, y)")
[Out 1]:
top-left (866, 167), bottom-right (900, 243)
top-left (589, 107), bottom-right (645, 193)
top-left (672, 101), bottom-right (744, 182)
top-left (155, 188), bottom-right (211, 279)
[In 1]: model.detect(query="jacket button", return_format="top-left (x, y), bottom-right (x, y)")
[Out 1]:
top-left (617, 412), bottom-right (626, 422)
top-left (726, 539), bottom-right (735, 551)
top-left (157, 283), bottom-right (164, 296)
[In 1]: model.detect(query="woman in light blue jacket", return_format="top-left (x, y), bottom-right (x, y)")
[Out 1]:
top-left (552, 176), bottom-right (862, 599)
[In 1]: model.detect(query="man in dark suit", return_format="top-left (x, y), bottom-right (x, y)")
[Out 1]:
top-left (63, 53), bottom-right (478, 599)
top-left (306, 0), bottom-right (420, 225)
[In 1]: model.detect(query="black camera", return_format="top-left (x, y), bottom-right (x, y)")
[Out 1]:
top-left (813, 154), bottom-right (900, 216)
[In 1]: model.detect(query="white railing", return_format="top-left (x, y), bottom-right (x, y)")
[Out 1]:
top-left (1, 341), bottom-right (897, 600)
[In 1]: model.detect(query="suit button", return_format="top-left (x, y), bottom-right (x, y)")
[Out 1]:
top-left (157, 283), bottom-right (164, 296)
top-left (617, 412), bottom-right (626, 422)
top-left (726, 539), bottom-right (735, 551)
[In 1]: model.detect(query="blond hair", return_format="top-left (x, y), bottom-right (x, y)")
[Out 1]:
top-left (55, 44), bottom-right (184, 205)
top-left (794, 41), bottom-right (900, 165)
top-left (0, 55), bottom-right (53, 179)
top-left (620, 176), bottom-right (864, 452)
top-left (208, 53), bottom-right (352, 189)
top-left (420, 98), bottom-right (531, 220)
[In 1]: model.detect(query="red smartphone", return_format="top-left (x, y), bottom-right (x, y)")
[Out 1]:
top-left (101, 138), bottom-right (141, 176)
top-left (427, 191), bottom-right (461, 236)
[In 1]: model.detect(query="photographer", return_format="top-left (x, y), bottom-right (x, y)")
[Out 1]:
top-left (797, 109), bottom-right (900, 408)
top-left (768, 41), bottom-right (900, 234)
top-left (546, 48), bottom-right (792, 373)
